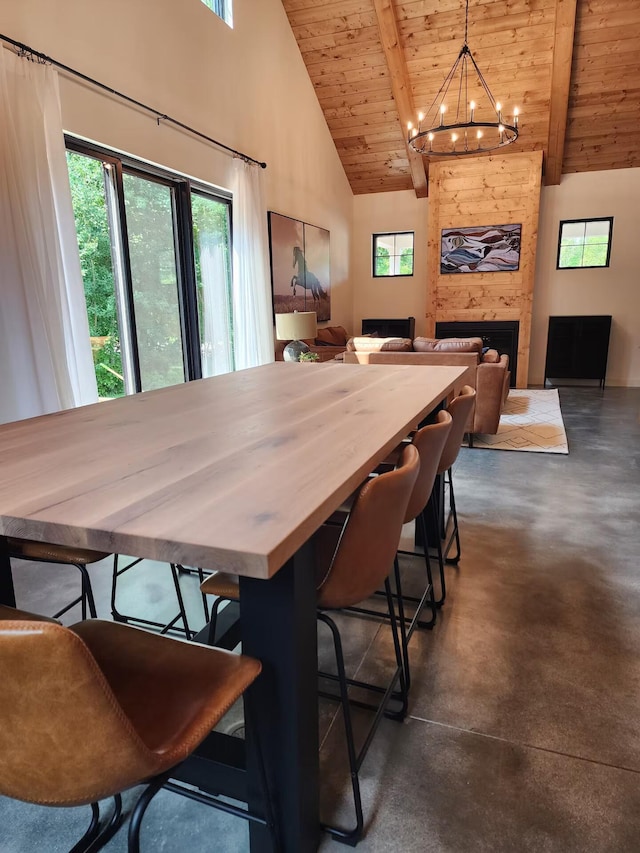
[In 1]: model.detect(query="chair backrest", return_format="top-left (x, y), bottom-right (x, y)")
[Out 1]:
top-left (316, 444), bottom-right (419, 610)
top-left (404, 410), bottom-right (453, 523)
top-left (438, 385), bottom-right (476, 474)
top-left (0, 620), bottom-right (160, 806)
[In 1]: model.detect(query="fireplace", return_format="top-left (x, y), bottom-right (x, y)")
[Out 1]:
top-left (435, 320), bottom-right (519, 387)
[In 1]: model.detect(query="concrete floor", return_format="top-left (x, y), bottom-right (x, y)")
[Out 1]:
top-left (1, 386), bottom-right (639, 852)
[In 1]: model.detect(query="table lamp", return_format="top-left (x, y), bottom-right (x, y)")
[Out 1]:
top-left (275, 311), bottom-right (317, 362)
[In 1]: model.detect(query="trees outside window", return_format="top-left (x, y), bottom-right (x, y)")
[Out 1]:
top-left (557, 218), bottom-right (613, 269)
top-left (66, 140), bottom-right (233, 399)
top-left (373, 232), bottom-right (414, 277)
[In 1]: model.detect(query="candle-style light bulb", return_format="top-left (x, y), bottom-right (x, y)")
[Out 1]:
top-left (470, 100), bottom-right (476, 122)
top-left (477, 129), bottom-right (483, 148)
top-left (407, 121), bottom-right (413, 132)
top-left (499, 124), bottom-right (504, 142)
top-left (440, 104), bottom-right (446, 126)
top-left (412, 128), bottom-right (418, 138)
top-left (428, 132), bottom-right (434, 152)
top-left (514, 107), bottom-right (519, 126)
top-left (418, 112), bottom-right (424, 123)
top-left (496, 101), bottom-right (502, 121)
top-left (451, 132), bottom-right (458, 150)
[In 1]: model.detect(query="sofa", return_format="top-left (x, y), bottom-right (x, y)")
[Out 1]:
top-left (274, 324), bottom-right (350, 363)
top-left (343, 336), bottom-right (510, 436)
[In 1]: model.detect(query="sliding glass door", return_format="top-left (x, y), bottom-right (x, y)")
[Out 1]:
top-left (66, 141), bottom-right (233, 399)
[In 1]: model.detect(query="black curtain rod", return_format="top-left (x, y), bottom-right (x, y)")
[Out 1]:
top-left (0, 33), bottom-right (267, 169)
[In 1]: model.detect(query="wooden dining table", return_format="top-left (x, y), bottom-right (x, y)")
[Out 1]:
top-left (0, 360), bottom-right (467, 852)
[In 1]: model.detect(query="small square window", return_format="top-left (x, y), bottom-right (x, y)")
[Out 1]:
top-left (373, 232), bottom-right (414, 277)
top-left (557, 217), bottom-right (613, 269)
top-left (200, 0), bottom-right (233, 27)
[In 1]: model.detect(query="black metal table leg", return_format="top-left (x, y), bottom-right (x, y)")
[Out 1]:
top-left (0, 536), bottom-right (16, 607)
top-left (239, 540), bottom-right (320, 853)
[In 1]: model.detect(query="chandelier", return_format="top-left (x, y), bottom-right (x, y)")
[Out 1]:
top-left (407, 0), bottom-right (519, 157)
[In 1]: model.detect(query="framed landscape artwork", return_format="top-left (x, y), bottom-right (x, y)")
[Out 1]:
top-left (268, 212), bottom-right (331, 321)
top-left (440, 223), bottom-right (522, 274)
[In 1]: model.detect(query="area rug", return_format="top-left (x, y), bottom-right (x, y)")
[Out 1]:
top-left (471, 388), bottom-right (569, 454)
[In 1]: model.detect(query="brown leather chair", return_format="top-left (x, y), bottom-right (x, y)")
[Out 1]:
top-left (396, 410), bottom-right (453, 643)
top-left (0, 607), bottom-right (276, 852)
top-left (348, 411), bottom-right (453, 680)
top-left (438, 385), bottom-right (477, 573)
top-left (201, 445), bottom-right (419, 844)
top-left (8, 537), bottom-right (193, 636)
top-left (6, 538), bottom-right (107, 619)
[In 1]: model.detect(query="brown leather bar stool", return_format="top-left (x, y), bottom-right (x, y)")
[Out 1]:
top-left (0, 607), bottom-right (277, 852)
top-left (348, 410), bottom-right (452, 683)
top-left (201, 445), bottom-right (419, 844)
top-left (6, 537), bottom-right (107, 619)
top-left (433, 385), bottom-right (477, 601)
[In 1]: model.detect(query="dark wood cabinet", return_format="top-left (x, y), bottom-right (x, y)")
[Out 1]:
top-left (361, 317), bottom-right (415, 338)
top-left (545, 315), bottom-right (611, 389)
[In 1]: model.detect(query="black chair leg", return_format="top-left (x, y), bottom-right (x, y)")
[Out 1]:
top-left (429, 490), bottom-right (447, 608)
top-left (393, 557), bottom-right (411, 692)
top-left (128, 775), bottom-right (171, 853)
top-left (74, 564), bottom-right (98, 619)
top-left (206, 596), bottom-right (229, 645)
top-left (384, 577), bottom-right (408, 720)
top-left (69, 802), bottom-right (100, 853)
top-left (197, 567), bottom-right (210, 622)
top-left (443, 469), bottom-right (462, 565)
top-left (168, 564), bottom-right (192, 638)
top-left (318, 611), bottom-right (364, 846)
top-left (85, 794), bottom-right (123, 853)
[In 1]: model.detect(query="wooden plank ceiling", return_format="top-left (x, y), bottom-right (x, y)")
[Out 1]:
top-left (282, 0), bottom-right (640, 194)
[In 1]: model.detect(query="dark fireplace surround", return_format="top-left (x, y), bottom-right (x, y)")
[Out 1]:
top-left (435, 321), bottom-right (519, 387)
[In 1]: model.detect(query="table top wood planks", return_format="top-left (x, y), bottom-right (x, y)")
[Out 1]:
top-left (0, 362), bottom-right (466, 580)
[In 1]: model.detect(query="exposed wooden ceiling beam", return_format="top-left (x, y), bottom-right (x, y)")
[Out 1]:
top-left (545, 0), bottom-right (579, 185)
top-left (372, 0), bottom-right (429, 198)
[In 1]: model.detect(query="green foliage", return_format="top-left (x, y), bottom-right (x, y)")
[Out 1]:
top-left (399, 248), bottom-right (414, 275)
top-left (375, 246), bottom-right (390, 276)
top-left (298, 352), bottom-right (320, 362)
top-left (559, 236), bottom-right (609, 268)
top-left (67, 151), bottom-right (125, 398)
top-left (67, 152), bottom-right (234, 395)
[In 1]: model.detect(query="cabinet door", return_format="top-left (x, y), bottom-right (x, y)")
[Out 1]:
top-left (576, 317), bottom-right (611, 380)
top-left (546, 318), bottom-right (577, 376)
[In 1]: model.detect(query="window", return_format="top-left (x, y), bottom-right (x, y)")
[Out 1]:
top-left (373, 232), bottom-right (414, 277)
top-left (200, 0), bottom-right (233, 27)
top-left (557, 217), bottom-right (613, 269)
top-left (66, 139), bottom-right (233, 399)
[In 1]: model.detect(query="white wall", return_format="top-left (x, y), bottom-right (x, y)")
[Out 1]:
top-left (352, 191), bottom-right (429, 337)
top-left (530, 169), bottom-right (640, 387)
top-left (352, 172), bottom-right (640, 386)
top-left (0, 0), bottom-right (354, 329)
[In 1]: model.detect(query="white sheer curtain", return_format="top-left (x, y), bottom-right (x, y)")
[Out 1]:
top-left (0, 48), bottom-right (97, 424)
top-left (199, 231), bottom-right (234, 377)
top-left (231, 158), bottom-right (274, 370)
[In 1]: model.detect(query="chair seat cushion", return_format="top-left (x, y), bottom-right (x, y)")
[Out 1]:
top-left (70, 620), bottom-right (260, 760)
top-left (7, 538), bottom-right (110, 565)
top-left (200, 572), bottom-right (240, 601)
top-left (0, 605), bottom-right (60, 623)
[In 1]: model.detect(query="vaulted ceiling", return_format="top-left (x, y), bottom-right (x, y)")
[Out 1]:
top-left (282, 0), bottom-right (640, 195)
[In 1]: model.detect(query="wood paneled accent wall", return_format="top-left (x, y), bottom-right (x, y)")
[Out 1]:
top-left (426, 151), bottom-right (543, 387)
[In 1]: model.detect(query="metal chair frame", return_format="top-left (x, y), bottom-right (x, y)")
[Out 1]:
top-left (110, 557), bottom-right (194, 639)
top-left (317, 573), bottom-right (408, 846)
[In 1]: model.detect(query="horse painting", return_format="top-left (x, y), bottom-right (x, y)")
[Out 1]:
top-left (290, 246), bottom-right (327, 303)
top-left (268, 212), bottom-right (331, 321)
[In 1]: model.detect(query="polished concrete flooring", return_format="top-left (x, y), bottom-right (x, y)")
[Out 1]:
top-left (1, 386), bottom-right (639, 852)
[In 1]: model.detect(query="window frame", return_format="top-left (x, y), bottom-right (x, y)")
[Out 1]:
top-left (372, 231), bottom-right (415, 278)
top-left (65, 135), bottom-right (233, 394)
top-left (556, 216), bottom-right (613, 270)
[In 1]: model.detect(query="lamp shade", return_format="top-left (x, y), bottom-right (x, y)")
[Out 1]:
top-left (275, 311), bottom-right (317, 341)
